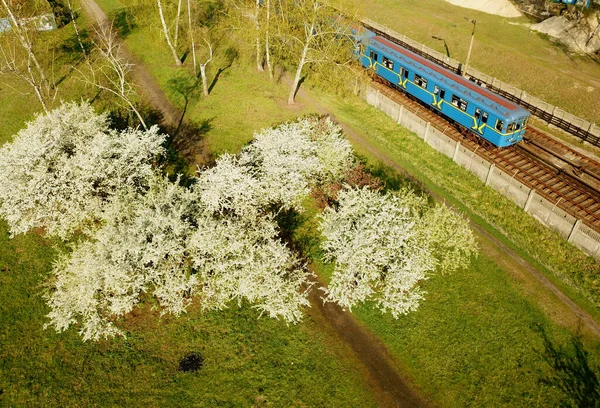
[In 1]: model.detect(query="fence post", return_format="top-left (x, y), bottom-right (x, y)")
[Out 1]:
top-left (568, 220), bottom-right (581, 243)
top-left (485, 164), bottom-right (495, 186)
top-left (397, 105), bottom-right (404, 124)
top-left (453, 141), bottom-right (461, 161)
top-left (524, 189), bottom-right (535, 212)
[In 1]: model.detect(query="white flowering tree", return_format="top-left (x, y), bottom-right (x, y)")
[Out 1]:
top-left (239, 117), bottom-right (354, 211)
top-left (0, 102), bottom-right (165, 239)
top-left (45, 174), bottom-right (197, 341)
top-left (319, 187), bottom-right (476, 318)
top-left (41, 116), bottom-right (353, 340)
top-left (5, 109), bottom-right (469, 340)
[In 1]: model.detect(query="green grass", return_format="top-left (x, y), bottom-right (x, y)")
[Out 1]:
top-left (364, 0), bottom-right (600, 125)
top-left (0, 219), bottom-right (379, 406)
top-left (3, 1), bottom-right (600, 406)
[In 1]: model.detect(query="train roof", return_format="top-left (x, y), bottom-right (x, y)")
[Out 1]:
top-left (366, 33), bottom-right (528, 117)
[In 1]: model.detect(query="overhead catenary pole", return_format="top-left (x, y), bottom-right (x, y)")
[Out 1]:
top-left (463, 17), bottom-right (476, 77)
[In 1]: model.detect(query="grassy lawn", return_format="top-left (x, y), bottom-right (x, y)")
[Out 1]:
top-left (2, 0), bottom-right (600, 406)
top-left (0, 224), bottom-right (379, 407)
top-left (364, 0), bottom-right (600, 125)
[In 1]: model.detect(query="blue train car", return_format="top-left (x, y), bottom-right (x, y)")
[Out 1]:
top-left (355, 28), bottom-right (530, 147)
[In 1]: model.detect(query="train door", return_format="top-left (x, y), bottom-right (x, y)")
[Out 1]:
top-left (432, 86), bottom-right (445, 109)
top-left (474, 108), bottom-right (488, 134)
top-left (369, 49), bottom-right (378, 69)
top-left (399, 67), bottom-right (409, 88)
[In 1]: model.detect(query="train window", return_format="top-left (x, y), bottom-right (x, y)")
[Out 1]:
top-left (382, 56), bottom-right (394, 70)
top-left (507, 123), bottom-right (516, 132)
top-left (414, 74), bottom-right (428, 89)
top-left (403, 68), bottom-right (409, 79)
top-left (370, 50), bottom-right (378, 62)
top-left (495, 120), bottom-right (504, 132)
top-left (474, 109), bottom-right (488, 123)
top-left (451, 95), bottom-right (468, 112)
top-left (440, 89), bottom-right (445, 99)
top-left (434, 86), bottom-right (439, 95)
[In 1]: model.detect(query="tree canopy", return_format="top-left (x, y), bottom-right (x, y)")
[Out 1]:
top-left (0, 104), bottom-right (476, 340)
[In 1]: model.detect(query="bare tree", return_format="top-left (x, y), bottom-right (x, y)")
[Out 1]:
top-left (82, 23), bottom-right (147, 129)
top-left (254, 0), bottom-right (264, 71)
top-left (274, 0), bottom-right (355, 104)
top-left (156, 0), bottom-right (183, 66)
top-left (265, 0), bottom-right (273, 79)
top-left (0, 0), bottom-right (48, 83)
top-left (187, 0), bottom-right (197, 76)
top-left (173, 0), bottom-right (183, 48)
top-left (197, 37), bottom-right (213, 96)
top-left (0, 0), bottom-right (56, 112)
top-left (0, 41), bottom-right (49, 112)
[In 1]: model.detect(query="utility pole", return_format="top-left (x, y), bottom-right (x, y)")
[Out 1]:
top-left (463, 17), bottom-right (476, 77)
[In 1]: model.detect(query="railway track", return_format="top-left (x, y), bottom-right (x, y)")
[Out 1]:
top-left (373, 79), bottom-right (600, 231)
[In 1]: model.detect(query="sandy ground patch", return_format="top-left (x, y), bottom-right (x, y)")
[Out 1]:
top-left (445, 0), bottom-right (522, 17)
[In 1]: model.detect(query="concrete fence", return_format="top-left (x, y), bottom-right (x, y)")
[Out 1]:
top-left (364, 86), bottom-right (600, 260)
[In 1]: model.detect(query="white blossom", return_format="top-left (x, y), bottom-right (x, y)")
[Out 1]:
top-left (0, 102), bottom-right (165, 239)
top-left (320, 187), bottom-right (476, 318)
top-left (239, 116), bottom-right (353, 211)
top-left (188, 212), bottom-right (311, 324)
top-left (45, 174), bottom-right (197, 341)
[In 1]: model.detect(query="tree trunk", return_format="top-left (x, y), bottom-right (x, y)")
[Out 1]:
top-left (288, 43), bottom-right (309, 104)
top-left (187, 0), bottom-right (197, 77)
top-left (255, 0), bottom-right (263, 71)
top-left (157, 0), bottom-right (182, 66)
top-left (200, 64), bottom-right (208, 96)
top-left (265, 0), bottom-right (273, 79)
top-left (174, 0), bottom-right (182, 48)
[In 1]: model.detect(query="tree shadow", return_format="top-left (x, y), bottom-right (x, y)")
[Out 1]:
top-left (207, 47), bottom-right (238, 94)
top-left (356, 155), bottom-right (429, 198)
top-left (167, 74), bottom-right (201, 134)
top-left (534, 323), bottom-right (600, 407)
top-left (60, 28), bottom-right (93, 57)
top-left (107, 8), bottom-right (137, 39)
top-left (274, 208), bottom-right (321, 256)
top-left (289, 75), bottom-right (307, 103)
top-left (163, 118), bottom-right (214, 177)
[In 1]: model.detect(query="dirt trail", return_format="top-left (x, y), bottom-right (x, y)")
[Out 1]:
top-left (81, 1), bottom-right (432, 406)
